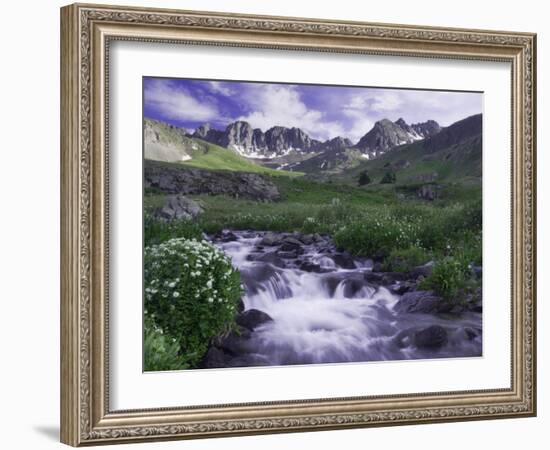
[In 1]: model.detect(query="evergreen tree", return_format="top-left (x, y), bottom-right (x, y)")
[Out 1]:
top-left (380, 171), bottom-right (396, 184)
top-left (358, 170), bottom-right (371, 186)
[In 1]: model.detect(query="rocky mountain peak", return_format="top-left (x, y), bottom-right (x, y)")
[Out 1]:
top-left (192, 121), bottom-right (321, 158)
top-left (355, 119), bottom-right (413, 157)
top-left (354, 117), bottom-right (441, 158)
top-left (193, 123), bottom-right (225, 144)
top-left (193, 123), bottom-right (212, 138)
top-left (411, 120), bottom-right (441, 138)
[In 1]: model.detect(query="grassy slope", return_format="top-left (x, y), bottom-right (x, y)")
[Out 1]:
top-left (144, 172), bottom-right (395, 234)
top-left (144, 118), bottom-right (303, 177)
top-left (336, 134), bottom-right (482, 186)
top-left (180, 138), bottom-right (303, 177)
top-left (291, 148), bottom-right (366, 175)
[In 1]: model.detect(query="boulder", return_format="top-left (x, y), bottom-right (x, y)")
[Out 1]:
top-left (215, 230), bottom-right (239, 242)
top-left (157, 195), bottom-right (203, 221)
top-left (340, 278), bottom-right (369, 298)
top-left (331, 253), bottom-right (356, 269)
top-left (414, 325), bottom-right (448, 349)
top-left (299, 261), bottom-right (323, 273)
top-left (213, 327), bottom-right (252, 355)
top-left (393, 290), bottom-right (445, 314)
top-left (297, 234), bottom-right (315, 245)
top-left (389, 281), bottom-right (416, 295)
top-left (200, 347), bottom-right (231, 369)
top-left (323, 272), bottom-right (372, 298)
top-left (260, 232), bottom-right (283, 246)
top-left (417, 184), bottom-right (439, 201)
top-left (237, 299), bottom-right (245, 314)
top-left (410, 261), bottom-right (435, 279)
top-left (392, 329), bottom-right (414, 349)
top-left (277, 250), bottom-right (299, 259)
top-left (236, 309), bottom-right (273, 331)
top-left (255, 251), bottom-right (286, 268)
top-left (280, 237), bottom-right (304, 253)
top-left (392, 159), bottom-right (411, 170)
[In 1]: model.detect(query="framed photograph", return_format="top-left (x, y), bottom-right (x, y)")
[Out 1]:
top-left (60, 3), bottom-right (537, 446)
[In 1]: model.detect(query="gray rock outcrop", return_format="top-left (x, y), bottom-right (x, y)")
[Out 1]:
top-left (156, 195), bottom-right (203, 221)
top-left (145, 160), bottom-right (280, 202)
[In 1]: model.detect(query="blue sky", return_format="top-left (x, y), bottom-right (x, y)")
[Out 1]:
top-left (143, 77), bottom-right (482, 142)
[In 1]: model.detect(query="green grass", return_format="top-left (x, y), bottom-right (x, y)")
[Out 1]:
top-left (145, 157), bottom-right (482, 306)
top-left (333, 134), bottom-right (482, 190)
top-left (180, 139), bottom-right (303, 177)
top-left (144, 175), bottom-right (395, 236)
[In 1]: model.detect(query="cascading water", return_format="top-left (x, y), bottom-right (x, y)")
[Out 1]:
top-left (211, 231), bottom-right (482, 368)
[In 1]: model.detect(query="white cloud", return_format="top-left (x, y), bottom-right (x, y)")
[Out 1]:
top-left (144, 79), bottom-right (220, 122)
top-left (370, 91), bottom-right (404, 111)
top-left (237, 84), bottom-right (345, 141)
top-left (344, 90), bottom-right (403, 112)
top-left (208, 81), bottom-right (234, 96)
top-left (339, 88), bottom-right (482, 140)
top-left (347, 117), bottom-right (375, 143)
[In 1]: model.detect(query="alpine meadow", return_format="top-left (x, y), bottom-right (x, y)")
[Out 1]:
top-left (142, 77), bottom-right (483, 371)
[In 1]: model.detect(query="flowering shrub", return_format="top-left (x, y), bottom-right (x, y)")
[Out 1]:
top-left (144, 238), bottom-right (242, 370)
top-left (419, 256), bottom-right (471, 301)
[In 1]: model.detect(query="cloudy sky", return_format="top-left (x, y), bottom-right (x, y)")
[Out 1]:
top-left (143, 77), bottom-right (482, 142)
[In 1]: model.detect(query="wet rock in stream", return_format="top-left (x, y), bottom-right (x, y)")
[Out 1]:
top-left (414, 325), bottom-right (448, 349)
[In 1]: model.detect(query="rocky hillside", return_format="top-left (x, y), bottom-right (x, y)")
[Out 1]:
top-left (144, 119), bottom-right (196, 162)
top-left (144, 160), bottom-right (280, 202)
top-left (423, 114), bottom-right (481, 153)
top-left (338, 113), bottom-right (483, 187)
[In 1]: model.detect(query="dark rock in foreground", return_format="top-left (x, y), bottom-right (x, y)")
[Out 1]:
top-left (144, 160), bottom-right (280, 201)
top-left (200, 346), bottom-right (231, 369)
top-left (330, 253), bottom-right (356, 269)
top-left (214, 230), bottom-right (239, 242)
top-left (211, 326), bottom-right (252, 355)
top-left (414, 325), bottom-right (448, 349)
top-left (260, 232), bottom-right (283, 246)
top-left (236, 309), bottom-right (274, 331)
top-left (393, 290), bottom-right (445, 314)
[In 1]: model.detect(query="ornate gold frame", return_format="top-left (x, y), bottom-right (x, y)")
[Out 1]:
top-left (60, 2), bottom-right (537, 446)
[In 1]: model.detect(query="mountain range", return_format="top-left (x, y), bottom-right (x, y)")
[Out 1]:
top-left (335, 113), bottom-right (483, 186)
top-left (189, 118), bottom-right (441, 160)
top-left (144, 113), bottom-right (482, 184)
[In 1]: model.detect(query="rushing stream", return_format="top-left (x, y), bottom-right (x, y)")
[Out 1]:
top-left (206, 230), bottom-right (482, 368)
